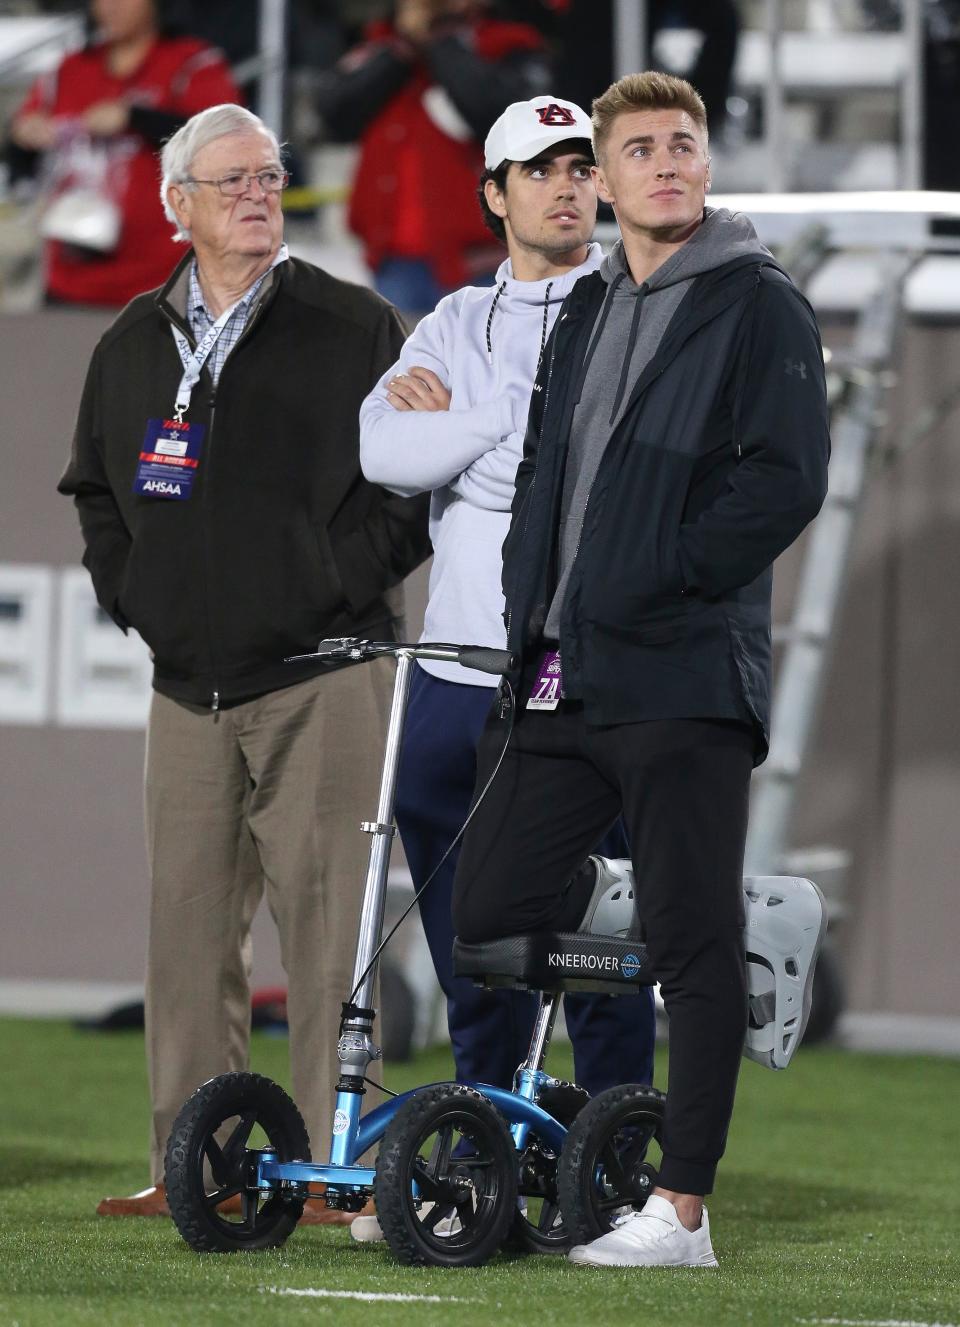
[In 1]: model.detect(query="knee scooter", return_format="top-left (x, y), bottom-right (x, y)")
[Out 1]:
top-left (164, 638), bottom-right (662, 1267)
top-left (164, 638), bottom-right (826, 1266)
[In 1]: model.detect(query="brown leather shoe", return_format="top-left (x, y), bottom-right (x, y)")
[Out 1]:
top-left (207, 1192), bottom-right (345, 1221)
top-left (298, 1197), bottom-right (359, 1227)
top-left (211, 1192), bottom-right (244, 1215)
top-left (96, 1183), bottom-right (170, 1217)
top-left (95, 1182), bottom-right (373, 1224)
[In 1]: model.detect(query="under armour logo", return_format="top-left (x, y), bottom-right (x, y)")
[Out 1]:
top-left (535, 103), bottom-right (577, 127)
top-left (784, 358), bottom-right (807, 379)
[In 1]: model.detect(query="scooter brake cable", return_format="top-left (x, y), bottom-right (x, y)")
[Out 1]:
top-left (346, 679), bottom-right (516, 1008)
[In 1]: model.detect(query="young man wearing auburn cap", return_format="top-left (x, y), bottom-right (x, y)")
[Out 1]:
top-left (452, 71), bottom-right (830, 1268)
top-left (356, 93), bottom-right (657, 1242)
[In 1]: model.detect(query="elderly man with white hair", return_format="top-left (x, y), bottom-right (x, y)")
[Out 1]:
top-left (59, 103), bottom-right (430, 1221)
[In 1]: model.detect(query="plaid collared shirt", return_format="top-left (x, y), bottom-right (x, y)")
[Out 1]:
top-left (186, 245), bottom-right (287, 387)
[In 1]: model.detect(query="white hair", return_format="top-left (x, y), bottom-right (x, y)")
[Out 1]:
top-left (160, 104), bottom-right (282, 241)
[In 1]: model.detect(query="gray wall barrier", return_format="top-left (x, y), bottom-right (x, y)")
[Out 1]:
top-left (1, 308), bottom-right (958, 1020)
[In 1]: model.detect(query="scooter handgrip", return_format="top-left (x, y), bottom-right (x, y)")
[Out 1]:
top-left (457, 646), bottom-right (516, 676)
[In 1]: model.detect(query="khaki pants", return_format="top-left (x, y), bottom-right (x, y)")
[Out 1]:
top-left (144, 659), bottom-right (394, 1183)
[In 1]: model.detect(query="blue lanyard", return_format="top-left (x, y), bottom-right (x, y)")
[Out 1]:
top-left (168, 244), bottom-right (288, 421)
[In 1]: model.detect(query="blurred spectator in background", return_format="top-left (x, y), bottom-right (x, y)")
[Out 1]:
top-left (554, 0), bottom-right (740, 137)
top-left (174, 0), bottom-right (260, 68)
top-left (8, 0), bottom-right (240, 307)
top-left (175, 0), bottom-right (345, 74)
top-left (316, 0), bottom-right (552, 315)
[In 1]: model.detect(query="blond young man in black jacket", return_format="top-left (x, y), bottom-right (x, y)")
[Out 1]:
top-left (452, 73), bottom-right (830, 1269)
top-left (59, 104), bottom-right (429, 1221)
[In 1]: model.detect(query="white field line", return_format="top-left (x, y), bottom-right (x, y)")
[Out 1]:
top-left (800, 1318), bottom-right (960, 1327)
top-left (265, 1287), bottom-right (478, 1305)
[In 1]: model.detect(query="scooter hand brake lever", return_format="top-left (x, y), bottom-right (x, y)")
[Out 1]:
top-left (284, 637), bottom-right (369, 664)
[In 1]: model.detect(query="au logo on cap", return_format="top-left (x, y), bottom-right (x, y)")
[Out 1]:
top-left (536, 103), bottom-right (577, 127)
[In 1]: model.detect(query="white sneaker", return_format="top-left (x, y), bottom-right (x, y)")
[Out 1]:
top-left (567, 1195), bottom-right (719, 1268)
top-left (349, 1203), bottom-right (462, 1244)
top-left (429, 1209), bottom-right (462, 1237)
top-left (350, 1213), bottom-right (384, 1243)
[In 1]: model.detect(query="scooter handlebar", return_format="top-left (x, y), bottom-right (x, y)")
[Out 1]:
top-left (285, 638), bottom-right (516, 676)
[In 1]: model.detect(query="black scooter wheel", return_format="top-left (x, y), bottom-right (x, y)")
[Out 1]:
top-left (556, 1083), bottom-right (666, 1246)
top-left (506, 1081), bottom-right (590, 1255)
top-left (374, 1084), bottom-right (518, 1267)
top-left (165, 1071), bottom-right (310, 1253)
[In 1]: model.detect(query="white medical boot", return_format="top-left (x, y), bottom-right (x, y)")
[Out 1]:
top-left (743, 875), bottom-right (827, 1069)
top-left (587, 862), bottom-right (828, 1069)
top-left (575, 856), bottom-right (639, 938)
top-left (568, 1194), bottom-right (718, 1268)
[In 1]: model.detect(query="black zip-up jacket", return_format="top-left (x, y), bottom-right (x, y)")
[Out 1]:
top-left (58, 252), bottom-right (431, 707)
top-left (502, 256), bottom-right (831, 762)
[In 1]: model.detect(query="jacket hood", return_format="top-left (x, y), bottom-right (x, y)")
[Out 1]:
top-left (484, 242), bottom-right (602, 360)
top-left (599, 208), bottom-right (771, 292)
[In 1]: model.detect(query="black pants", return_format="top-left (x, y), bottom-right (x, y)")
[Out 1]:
top-left (452, 701), bottom-right (754, 1196)
top-left (396, 667), bottom-right (655, 1097)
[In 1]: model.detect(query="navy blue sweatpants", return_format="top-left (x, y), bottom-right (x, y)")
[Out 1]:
top-left (395, 666), bottom-right (656, 1094)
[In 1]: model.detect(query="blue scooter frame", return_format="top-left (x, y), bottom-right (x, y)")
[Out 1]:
top-left (255, 1078), bottom-right (567, 1195)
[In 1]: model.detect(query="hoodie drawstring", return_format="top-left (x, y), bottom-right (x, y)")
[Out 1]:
top-left (536, 281), bottom-right (553, 373)
top-left (485, 281), bottom-right (507, 361)
top-left (486, 279), bottom-right (555, 374)
top-left (609, 284), bottom-right (647, 425)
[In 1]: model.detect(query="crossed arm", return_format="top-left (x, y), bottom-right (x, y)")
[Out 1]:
top-left (359, 302), bottom-right (526, 507)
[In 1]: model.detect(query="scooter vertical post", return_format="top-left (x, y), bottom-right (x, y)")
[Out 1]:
top-left (349, 648), bottom-right (415, 1011)
top-left (331, 649), bottom-right (416, 1167)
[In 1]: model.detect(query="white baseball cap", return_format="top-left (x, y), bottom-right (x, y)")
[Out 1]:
top-left (484, 95), bottom-right (593, 170)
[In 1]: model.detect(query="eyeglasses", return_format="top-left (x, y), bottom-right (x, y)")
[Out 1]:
top-left (185, 169), bottom-right (289, 196)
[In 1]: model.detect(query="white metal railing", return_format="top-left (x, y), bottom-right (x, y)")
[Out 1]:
top-left (0, 15), bottom-right (84, 83)
top-left (255, 0), bottom-right (287, 136)
top-left (612, 0), bottom-right (925, 191)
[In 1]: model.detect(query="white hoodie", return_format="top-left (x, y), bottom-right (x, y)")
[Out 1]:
top-left (360, 243), bottom-right (603, 685)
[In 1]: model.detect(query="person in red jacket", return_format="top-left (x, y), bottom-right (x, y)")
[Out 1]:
top-left (316, 0), bottom-right (550, 314)
top-left (9, 0), bottom-right (240, 307)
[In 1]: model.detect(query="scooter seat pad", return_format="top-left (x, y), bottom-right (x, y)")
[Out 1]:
top-left (452, 931), bottom-right (654, 994)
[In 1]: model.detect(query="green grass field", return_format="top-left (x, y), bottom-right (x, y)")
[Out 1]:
top-left (1, 1016), bottom-right (958, 1327)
